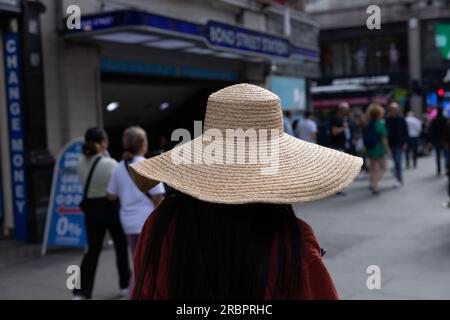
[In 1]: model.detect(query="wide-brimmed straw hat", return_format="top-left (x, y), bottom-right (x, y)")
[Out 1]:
top-left (130, 83), bottom-right (363, 204)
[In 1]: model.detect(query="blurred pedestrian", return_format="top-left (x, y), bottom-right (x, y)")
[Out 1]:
top-left (296, 110), bottom-right (318, 143)
top-left (107, 126), bottom-right (165, 297)
top-left (405, 111), bottom-right (422, 169)
top-left (317, 115), bottom-right (331, 147)
top-left (444, 119), bottom-right (450, 207)
top-left (283, 110), bottom-right (295, 136)
top-left (429, 104), bottom-right (448, 176)
top-left (364, 103), bottom-right (389, 195)
top-left (421, 113), bottom-right (432, 156)
top-left (74, 127), bottom-right (131, 300)
top-left (129, 84), bottom-right (363, 300)
top-left (330, 102), bottom-right (355, 195)
top-left (386, 102), bottom-right (408, 186)
top-left (354, 112), bottom-right (368, 172)
top-left (330, 102), bottom-right (355, 154)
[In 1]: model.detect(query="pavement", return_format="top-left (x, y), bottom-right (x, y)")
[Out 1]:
top-left (1, 155), bottom-right (450, 300)
top-left (294, 154), bottom-right (450, 299)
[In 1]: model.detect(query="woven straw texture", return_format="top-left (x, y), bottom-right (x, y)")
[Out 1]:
top-left (130, 84), bottom-right (363, 204)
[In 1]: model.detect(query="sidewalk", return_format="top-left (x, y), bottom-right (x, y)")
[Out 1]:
top-left (295, 154), bottom-right (450, 299)
top-left (0, 240), bottom-right (126, 300)
top-left (1, 155), bottom-right (449, 299)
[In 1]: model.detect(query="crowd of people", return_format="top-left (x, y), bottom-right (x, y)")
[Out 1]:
top-left (286, 101), bottom-right (450, 197)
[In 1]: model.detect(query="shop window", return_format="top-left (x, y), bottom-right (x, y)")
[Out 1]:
top-left (321, 34), bottom-right (406, 76)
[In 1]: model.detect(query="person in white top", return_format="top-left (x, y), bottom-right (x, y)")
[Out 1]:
top-left (405, 111), bottom-right (422, 169)
top-left (296, 110), bottom-right (318, 143)
top-left (107, 126), bottom-right (165, 297)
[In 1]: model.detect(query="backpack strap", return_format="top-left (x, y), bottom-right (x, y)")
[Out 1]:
top-left (124, 160), bottom-right (152, 200)
top-left (83, 156), bottom-right (102, 199)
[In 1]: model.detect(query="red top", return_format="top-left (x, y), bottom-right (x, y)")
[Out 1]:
top-left (133, 207), bottom-right (339, 300)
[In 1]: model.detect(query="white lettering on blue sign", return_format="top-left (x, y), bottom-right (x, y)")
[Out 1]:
top-left (3, 33), bottom-right (28, 241)
top-left (207, 23), bottom-right (290, 57)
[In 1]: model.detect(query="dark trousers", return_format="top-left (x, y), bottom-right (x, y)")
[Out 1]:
top-left (74, 198), bottom-right (130, 299)
top-left (434, 143), bottom-right (448, 175)
top-left (390, 145), bottom-right (403, 183)
top-left (406, 137), bottom-right (419, 168)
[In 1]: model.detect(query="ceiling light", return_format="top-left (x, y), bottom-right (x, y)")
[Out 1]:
top-left (93, 32), bottom-right (160, 44)
top-left (214, 52), bottom-right (242, 59)
top-left (106, 102), bottom-right (119, 112)
top-left (159, 102), bottom-right (170, 110)
top-left (144, 39), bottom-right (195, 49)
top-left (184, 47), bottom-right (215, 55)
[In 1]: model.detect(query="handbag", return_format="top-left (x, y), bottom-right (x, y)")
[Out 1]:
top-left (79, 156), bottom-right (102, 212)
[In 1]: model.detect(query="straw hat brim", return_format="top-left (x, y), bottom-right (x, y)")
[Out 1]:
top-left (129, 133), bottom-right (363, 204)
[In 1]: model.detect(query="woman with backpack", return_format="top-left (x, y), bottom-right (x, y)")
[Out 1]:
top-left (364, 103), bottom-right (390, 195)
top-left (107, 126), bottom-right (165, 297)
top-left (73, 127), bottom-right (131, 300)
top-left (128, 84), bottom-right (363, 300)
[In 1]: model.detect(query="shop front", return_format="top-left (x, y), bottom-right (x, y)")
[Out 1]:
top-left (1, 0), bottom-right (53, 242)
top-left (63, 9), bottom-right (318, 158)
top-left (311, 73), bottom-right (410, 114)
top-left (422, 18), bottom-right (450, 115)
top-left (313, 22), bottom-right (409, 116)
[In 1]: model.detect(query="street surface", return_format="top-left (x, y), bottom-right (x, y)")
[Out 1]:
top-left (1, 155), bottom-right (450, 299)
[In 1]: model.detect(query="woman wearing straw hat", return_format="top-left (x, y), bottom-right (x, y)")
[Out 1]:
top-left (129, 84), bottom-right (363, 299)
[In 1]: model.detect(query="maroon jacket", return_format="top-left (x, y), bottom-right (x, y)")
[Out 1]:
top-left (133, 206), bottom-right (339, 300)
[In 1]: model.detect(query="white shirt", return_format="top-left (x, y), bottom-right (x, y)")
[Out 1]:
top-left (405, 116), bottom-right (422, 138)
top-left (296, 119), bottom-right (318, 143)
top-left (107, 156), bottom-right (165, 235)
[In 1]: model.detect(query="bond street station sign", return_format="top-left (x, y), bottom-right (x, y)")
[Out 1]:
top-left (0, 0), bottom-right (21, 13)
top-left (64, 10), bottom-right (319, 62)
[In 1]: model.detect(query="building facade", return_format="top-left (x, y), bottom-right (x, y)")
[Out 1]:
top-left (0, 0), bottom-right (319, 242)
top-left (306, 0), bottom-right (450, 114)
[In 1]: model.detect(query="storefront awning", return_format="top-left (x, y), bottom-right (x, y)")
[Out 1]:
top-left (64, 10), bottom-right (319, 63)
top-left (0, 0), bottom-right (21, 13)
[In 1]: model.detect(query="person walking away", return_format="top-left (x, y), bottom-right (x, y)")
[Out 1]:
top-left (330, 102), bottom-right (354, 195)
top-left (128, 84), bottom-right (363, 300)
top-left (430, 105), bottom-right (448, 176)
top-left (107, 126), bottom-right (165, 297)
top-left (444, 119), bottom-right (450, 207)
top-left (74, 127), bottom-right (131, 300)
top-left (296, 110), bottom-right (318, 143)
top-left (330, 102), bottom-right (354, 153)
top-left (385, 102), bottom-right (408, 187)
top-left (364, 103), bottom-right (389, 195)
top-left (283, 110), bottom-right (295, 136)
top-left (405, 111), bottom-right (422, 169)
top-left (354, 112), bottom-right (368, 172)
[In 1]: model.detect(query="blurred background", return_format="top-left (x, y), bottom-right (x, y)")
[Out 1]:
top-left (2, 0), bottom-right (450, 299)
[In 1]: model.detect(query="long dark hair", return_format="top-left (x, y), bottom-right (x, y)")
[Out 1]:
top-left (134, 192), bottom-right (303, 300)
top-left (82, 127), bottom-right (108, 157)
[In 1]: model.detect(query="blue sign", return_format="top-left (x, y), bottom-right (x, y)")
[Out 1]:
top-left (42, 139), bottom-right (86, 254)
top-left (269, 75), bottom-right (306, 110)
top-left (205, 21), bottom-right (290, 58)
top-left (101, 58), bottom-right (238, 81)
top-left (3, 33), bottom-right (29, 241)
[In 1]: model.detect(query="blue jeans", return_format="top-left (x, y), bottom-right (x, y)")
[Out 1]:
top-left (390, 145), bottom-right (403, 183)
